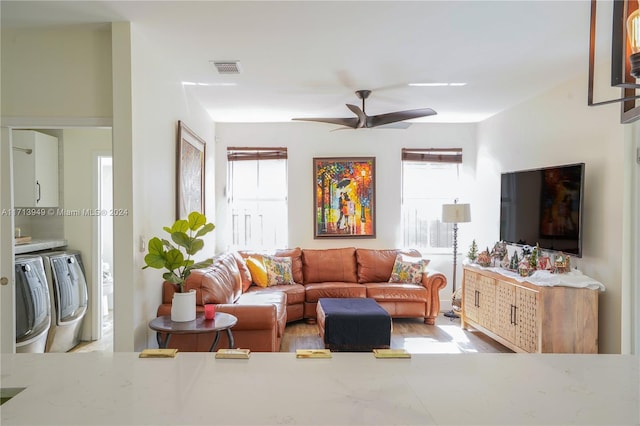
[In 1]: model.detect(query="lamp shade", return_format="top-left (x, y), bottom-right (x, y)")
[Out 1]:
top-left (442, 203), bottom-right (471, 224)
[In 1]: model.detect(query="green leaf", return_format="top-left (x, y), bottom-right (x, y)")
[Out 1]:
top-left (144, 253), bottom-right (166, 269)
top-left (164, 249), bottom-right (185, 271)
top-left (195, 223), bottom-right (215, 238)
top-left (190, 259), bottom-right (213, 270)
top-left (162, 271), bottom-right (183, 285)
top-left (147, 237), bottom-right (164, 255)
top-left (185, 238), bottom-right (204, 255)
top-left (188, 211), bottom-right (206, 230)
top-left (170, 219), bottom-right (189, 234)
top-left (171, 231), bottom-right (191, 249)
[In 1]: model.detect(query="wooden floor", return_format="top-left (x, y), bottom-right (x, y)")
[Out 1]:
top-left (71, 313), bottom-right (512, 354)
top-left (280, 315), bottom-right (513, 353)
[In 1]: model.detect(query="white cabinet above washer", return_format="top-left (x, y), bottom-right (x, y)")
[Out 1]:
top-left (13, 130), bottom-right (59, 207)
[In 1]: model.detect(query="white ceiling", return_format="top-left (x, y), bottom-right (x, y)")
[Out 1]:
top-left (1, 1), bottom-right (596, 124)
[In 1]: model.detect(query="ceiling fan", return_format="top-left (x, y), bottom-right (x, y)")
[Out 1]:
top-left (292, 89), bottom-right (437, 129)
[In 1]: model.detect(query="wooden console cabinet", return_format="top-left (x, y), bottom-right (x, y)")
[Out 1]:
top-left (461, 265), bottom-right (599, 353)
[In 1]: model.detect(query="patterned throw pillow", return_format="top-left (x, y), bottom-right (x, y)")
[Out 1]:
top-left (263, 255), bottom-right (295, 285)
top-left (389, 254), bottom-right (427, 284)
top-left (245, 257), bottom-right (269, 288)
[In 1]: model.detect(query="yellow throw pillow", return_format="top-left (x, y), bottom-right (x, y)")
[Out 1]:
top-left (245, 257), bottom-right (268, 288)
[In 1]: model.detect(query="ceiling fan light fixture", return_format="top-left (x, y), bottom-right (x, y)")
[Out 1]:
top-left (292, 90), bottom-right (437, 129)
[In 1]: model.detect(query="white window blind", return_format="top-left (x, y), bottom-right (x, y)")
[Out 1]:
top-left (401, 148), bottom-right (462, 251)
top-left (227, 147), bottom-right (288, 250)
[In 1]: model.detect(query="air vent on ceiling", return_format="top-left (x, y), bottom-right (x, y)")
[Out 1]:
top-left (211, 60), bottom-right (241, 74)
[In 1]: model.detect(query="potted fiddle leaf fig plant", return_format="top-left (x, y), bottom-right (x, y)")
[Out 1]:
top-left (143, 211), bottom-right (215, 321)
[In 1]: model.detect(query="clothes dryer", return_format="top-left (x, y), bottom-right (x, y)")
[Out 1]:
top-left (14, 255), bottom-right (51, 353)
top-left (40, 250), bottom-right (88, 352)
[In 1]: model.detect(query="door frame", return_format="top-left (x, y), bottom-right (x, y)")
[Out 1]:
top-left (0, 127), bottom-right (16, 353)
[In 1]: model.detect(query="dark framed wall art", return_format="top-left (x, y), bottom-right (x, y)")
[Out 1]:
top-left (313, 157), bottom-right (376, 238)
top-left (176, 121), bottom-right (206, 220)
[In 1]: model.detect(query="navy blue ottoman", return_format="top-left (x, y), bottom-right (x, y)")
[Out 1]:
top-left (316, 298), bottom-right (391, 351)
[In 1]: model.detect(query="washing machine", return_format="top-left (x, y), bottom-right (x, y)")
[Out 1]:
top-left (40, 250), bottom-right (88, 352)
top-left (14, 255), bottom-right (51, 353)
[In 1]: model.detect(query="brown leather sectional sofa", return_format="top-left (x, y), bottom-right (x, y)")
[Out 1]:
top-left (157, 247), bottom-right (447, 352)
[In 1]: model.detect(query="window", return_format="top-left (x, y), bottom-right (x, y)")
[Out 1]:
top-left (401, 148), bottom-right (463, 251)
top-left (227, 147), bottom-right (288, 250)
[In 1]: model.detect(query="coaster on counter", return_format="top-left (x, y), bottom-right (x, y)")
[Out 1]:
top-left (373, 349), bottom-right (411, 358)
top-left (139, 348), bottom-right (178, 358)
top-left (296, 349), bottom-right (332, 358)
top-left (215, 348), bottom-right (251, 359)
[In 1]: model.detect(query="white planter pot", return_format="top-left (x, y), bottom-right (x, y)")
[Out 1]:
top-left (171, 290), bottom-right (196, 322)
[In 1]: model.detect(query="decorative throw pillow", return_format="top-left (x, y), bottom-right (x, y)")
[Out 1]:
top-left (389, 254), bottom-right (427, 284)
top-left (245, 257), bottom-right (269, 288)
top-left (263, 255), bottom-right (294, 285)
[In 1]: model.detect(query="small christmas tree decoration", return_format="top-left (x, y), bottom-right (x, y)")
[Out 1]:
top-left (529, 243), bottom-right (539, 269)
top-left (467, 239), bottom-right (478, 262)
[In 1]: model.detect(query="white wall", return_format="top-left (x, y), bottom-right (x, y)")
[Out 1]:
top-left (214, 122), bottom-right (477, 301)
top-left (477, 73), bottom-right (626, 354)
top-left (129, 26), bottom-right (215, 351)
top-left (1, 25), bottom-right (112, 121)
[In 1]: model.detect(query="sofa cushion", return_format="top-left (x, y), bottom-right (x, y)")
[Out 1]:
top-left (182, 252), bottom-right (243, 304)
top-left (304, 282), bottom-right (366, 302)
top-left (263, 255), bottom-right (295, 285)
top-left (245, 283), bottom-right (306, 305)
top-left (389, 253), bottom-right (428, 284)
top-left (302, 247), bottom-right (358, 283)
top-left (356, 248), bottom-right (422, 283)
top-left (232, 251), bottom-right (253, 292)
top-left (236, 291), bottom-right (287, 338)
top-left (246, 257), bottom-right (269, 288)
top-left (364, 282), bottom-right (428, 303)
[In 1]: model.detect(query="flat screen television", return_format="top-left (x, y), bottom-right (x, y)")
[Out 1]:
top-left (500, 163), bottom-right (585, 257)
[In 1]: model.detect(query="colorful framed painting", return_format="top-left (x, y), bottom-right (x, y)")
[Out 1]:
top-left (313, 157), bottom-right (376, 238)
top-left (176, 121), bottom-right (206, 220)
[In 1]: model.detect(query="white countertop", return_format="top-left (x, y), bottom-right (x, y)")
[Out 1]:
top-left (1, 353), bottom-right (638, 425)
top-left (14, 239), bottom-right (67, 254)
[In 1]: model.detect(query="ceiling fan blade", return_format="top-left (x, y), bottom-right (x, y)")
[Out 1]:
top-left (346, 104), bottom-right (367, 128)
top-left (292, 117), bottom-right (359, 129)
top-left (375, 122), bottom-right (412, 129)
top-left (368, 108), bottom-right (437, 127)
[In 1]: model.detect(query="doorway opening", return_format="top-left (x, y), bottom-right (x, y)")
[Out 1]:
top-left (97, 155), bottom-right (114, 350)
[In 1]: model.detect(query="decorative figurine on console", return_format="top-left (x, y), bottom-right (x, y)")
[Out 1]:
top-left (518, 258), bottom-right (533, 277)
top-left (500, 251), bottom-right (511, 269)
top-left (509, 251), bottom-right (519, 271)
top-left (490, 241), bottom-right (508, 267)
top-left (537, 254), bottom-right (551, 271)
top-left (477, 247), bottom-right (492, 267)
top-left (552, 254), bottom-right (571, 274)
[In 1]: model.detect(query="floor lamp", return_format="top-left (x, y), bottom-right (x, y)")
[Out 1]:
top-left (441, 201), bottom-right (471, 319)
